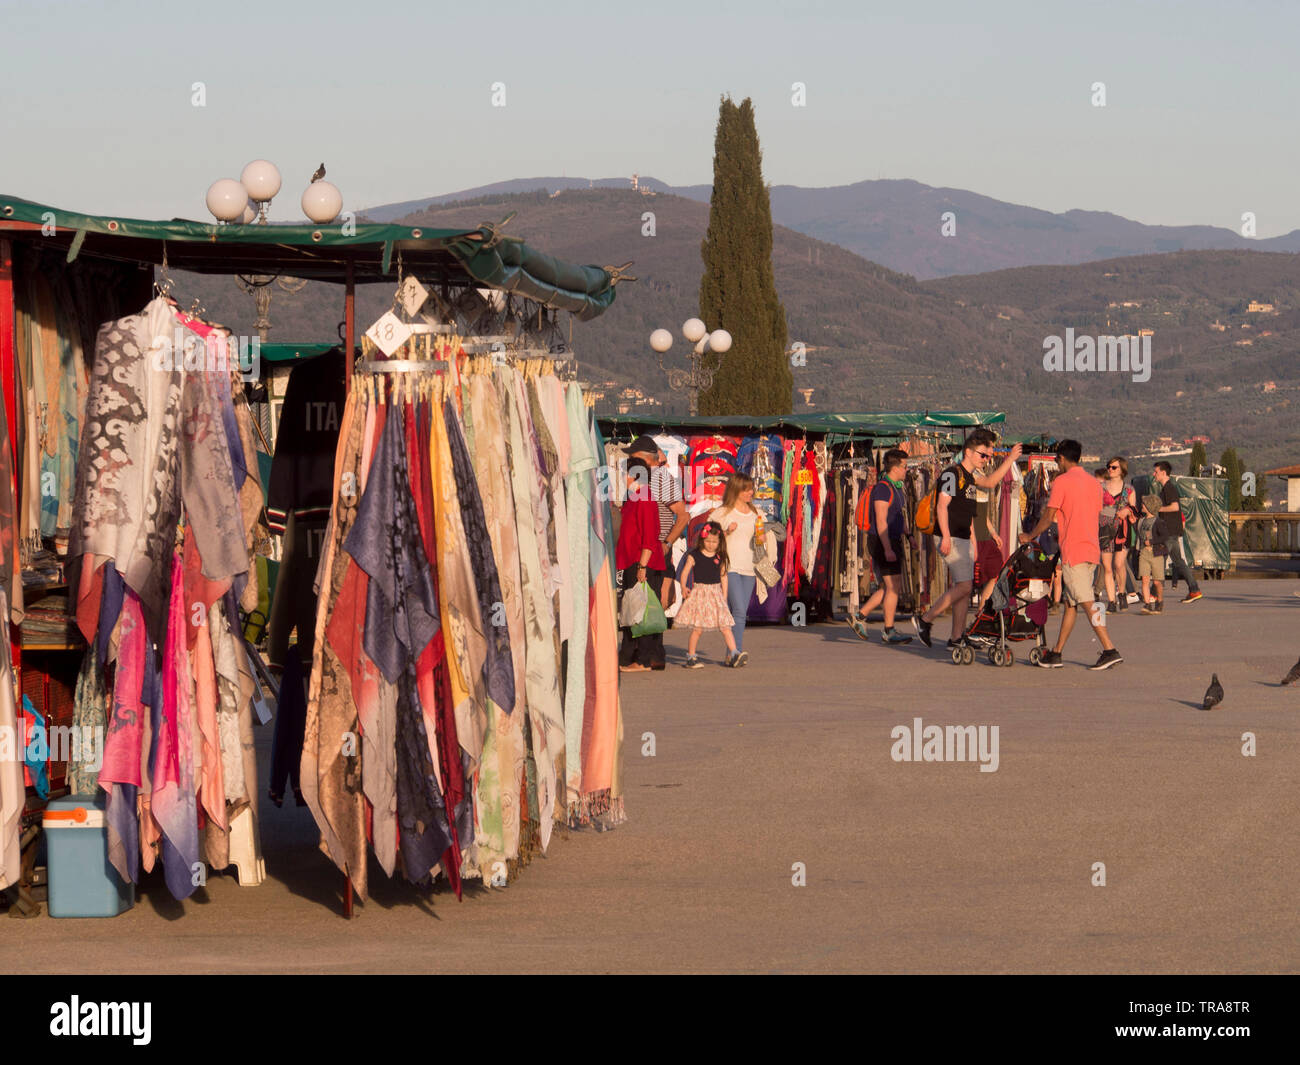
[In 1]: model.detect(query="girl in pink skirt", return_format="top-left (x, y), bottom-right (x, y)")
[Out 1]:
top-left (677, 521), bottom-right (741, 668)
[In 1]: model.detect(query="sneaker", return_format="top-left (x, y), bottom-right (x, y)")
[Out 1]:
top-left (846, 615), bottom-right (870, 641)
top-left (1154, 601), bottom-right (1164, 613)
top-left (1139, 601), bottom-right (1156, 615)
top-left (734, 651), bottom-right (749, 667)
top-left (723, 654), bottom-right (741, 668)
top-left (912, 615), bottom-right (933, 648)
top-left (1089, 648), bottom-right (1124, 670)
top-left (883, 629), bottom-right (913, 645)
top-left (1037, 650), bottom-right (1064, 668)
top-left (1107, 600), bottom-right (1117, 613)
top-left (683, 657), bottom-right (704, 669)
top-left (1182, 591), bottom-right (1203, 604)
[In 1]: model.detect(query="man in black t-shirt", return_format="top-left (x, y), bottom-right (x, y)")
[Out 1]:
top-left (914, 430), bottom-right (1022, 648)
top-left (1152, 461), bottom-right (1202, 603)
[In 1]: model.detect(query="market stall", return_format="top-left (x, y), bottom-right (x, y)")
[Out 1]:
top-left (599, 410), bottom-right (1006, 625)
top-left (0, 193), bottom-right (625, 917)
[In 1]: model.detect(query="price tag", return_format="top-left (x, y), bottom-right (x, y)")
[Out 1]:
top-left (398, 276), bottom-right (428, 317)
top-left (794, 469), bottom-right (814, 486)
top-left (366, 311), bottom-right (412, 356)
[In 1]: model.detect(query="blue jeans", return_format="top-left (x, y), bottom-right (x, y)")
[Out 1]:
top-left (727, 573), bottom-right (757, 652)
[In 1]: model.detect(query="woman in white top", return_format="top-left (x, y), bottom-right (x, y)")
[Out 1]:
top-left (709, 474), bottom-right (760, 665)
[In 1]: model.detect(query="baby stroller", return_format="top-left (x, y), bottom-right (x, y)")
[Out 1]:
top-left (952, 542), bottom-right (1058, 667)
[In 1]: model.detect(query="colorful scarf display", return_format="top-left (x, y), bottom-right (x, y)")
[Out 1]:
top-left (300, 350), bottom-right (625, 901)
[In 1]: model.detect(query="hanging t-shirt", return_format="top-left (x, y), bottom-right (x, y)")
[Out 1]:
top-left (688, 434), bottom-right (739, 466)
top-left (693, 456), bottom-right (735, 505)
top-left (653, 433), bottom-right (690, 478)
top-left (938, 463), bottom-right (979, 539)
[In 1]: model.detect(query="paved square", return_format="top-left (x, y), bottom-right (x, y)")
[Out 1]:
top-left (3, 580), bottom-right (1296, 973)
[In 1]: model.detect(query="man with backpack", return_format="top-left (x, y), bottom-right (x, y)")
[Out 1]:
top-left (848, 448), bottom-right (913, 644)
top-left (913, 431), bottom-right (1023, 650)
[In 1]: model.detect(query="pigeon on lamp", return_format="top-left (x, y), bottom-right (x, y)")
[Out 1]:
top-left (1282, 656), bottom-right (1300, 686)
top-left (311, 163), bottom-right (326, 183)
top-left (1202, 673), bottom-right (1224, 711)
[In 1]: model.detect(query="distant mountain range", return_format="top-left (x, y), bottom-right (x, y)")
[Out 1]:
top-left (360, 176), bottom-right (1300, 281)
top-left (179, 186), bottom-right (1300, 488)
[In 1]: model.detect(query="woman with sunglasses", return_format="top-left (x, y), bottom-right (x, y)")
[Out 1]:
top-left (1099, 457), bottom-right (1138, 613)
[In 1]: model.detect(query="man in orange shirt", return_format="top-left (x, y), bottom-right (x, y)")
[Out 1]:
top-left (1019, 439), bottom-right (1123, 670)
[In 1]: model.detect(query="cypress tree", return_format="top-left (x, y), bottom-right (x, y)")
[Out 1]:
top-left (1239, 457), bottom-right (1266, 511)
top-left (1219, 447), bottom-right (1241, 509)
top-left (697, 96), bottom-right (791, 416)
top-left (1188, 441), bottom-right (1207, 477)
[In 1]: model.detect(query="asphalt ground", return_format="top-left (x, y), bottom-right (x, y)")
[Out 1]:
top-left (2, 578), bottom-right (1297, 974)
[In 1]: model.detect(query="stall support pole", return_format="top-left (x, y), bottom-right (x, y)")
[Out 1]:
top-left (0, 238), bottom-right (19, 674)
top-left (344, 262), bottom-right (355, 389)
top-left (342, 261), bottom-right (355, 919)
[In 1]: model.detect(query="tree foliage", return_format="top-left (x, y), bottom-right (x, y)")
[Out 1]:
top-left (697, 96), bottom-right (791, 416)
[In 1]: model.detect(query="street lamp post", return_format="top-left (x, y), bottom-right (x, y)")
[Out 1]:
top-left (651, 317), bottom-right (733, 416)
top-left (207, 160), bottom-right (342, 341)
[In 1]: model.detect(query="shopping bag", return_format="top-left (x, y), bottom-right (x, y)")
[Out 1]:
top-left (619, 580), bottom-right (648, 628)
top-left (751, 528), bottom-right (781, 589)
top-left (631, 583), bottom-right (668, 637)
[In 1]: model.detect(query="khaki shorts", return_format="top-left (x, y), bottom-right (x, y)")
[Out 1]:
top-left (1138, 547), bottom-right (1166, 581)
top-left (1061, 562), bottom-right (1097, 607)
top-left (937, 535), bottom-right (975, 584)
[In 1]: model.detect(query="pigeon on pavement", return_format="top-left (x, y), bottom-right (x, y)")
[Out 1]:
top-left (1202, 673), bottom-right (1224, 711)
top-left (1282, 656), bottom-right (1300, 686)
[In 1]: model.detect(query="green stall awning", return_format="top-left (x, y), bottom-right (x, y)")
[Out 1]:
top-left (0, 194), bottom-right (619, 320)
top-left (599, 410), bottom-right (1005, 439)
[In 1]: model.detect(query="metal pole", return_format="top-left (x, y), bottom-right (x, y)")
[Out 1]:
top-left (344, 261), bottom-right (355, 391)
top-left (0, 238), bottom-right (19, 677)
top-left (343, 258), bottom-right (355, 919)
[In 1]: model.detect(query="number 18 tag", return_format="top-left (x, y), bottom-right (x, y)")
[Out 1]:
top-left (366, 311), bottom-right (411, 356)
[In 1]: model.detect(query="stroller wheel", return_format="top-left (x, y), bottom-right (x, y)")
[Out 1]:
top-left (1028, 646), bottom-right (1043, 666)
top-left (1004, 648), bottom-right (1014, 668)
top-left (991, 647), bottom-right (1006, 667)
top-left (987, 646), bottom-right (998, 665)
top-left (961, 645), bottom-right (976, 666)
top-left (951, 646), bottom-right (964, 665)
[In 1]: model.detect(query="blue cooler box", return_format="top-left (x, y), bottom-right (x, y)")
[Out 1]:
top-left (43, 795), bottom-right (134, 918)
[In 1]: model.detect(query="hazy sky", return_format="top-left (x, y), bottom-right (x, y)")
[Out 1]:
top-left (2, 0), bottom-right (1296, 235)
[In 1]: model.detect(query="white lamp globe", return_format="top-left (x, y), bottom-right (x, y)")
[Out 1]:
top-left (709, 329), bottom-right (733, 353)
top-left (649, 328), bottom-right (673, 353)
top-left (206, 179), bottom-right (249, 222)
top-left (302, 180), bottom-right (343, 224)
top-left (240, 159), bottom-right (281, 203)
top-left (682, 317), bottom-right (707, 343)
top-left (238, 202), bottom-right (258, 224)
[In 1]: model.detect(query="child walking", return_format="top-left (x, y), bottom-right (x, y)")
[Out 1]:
top-left (1137, 494), bottom-right (1167, 614)
top-left (676, 521), bottom-right (741, 668)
